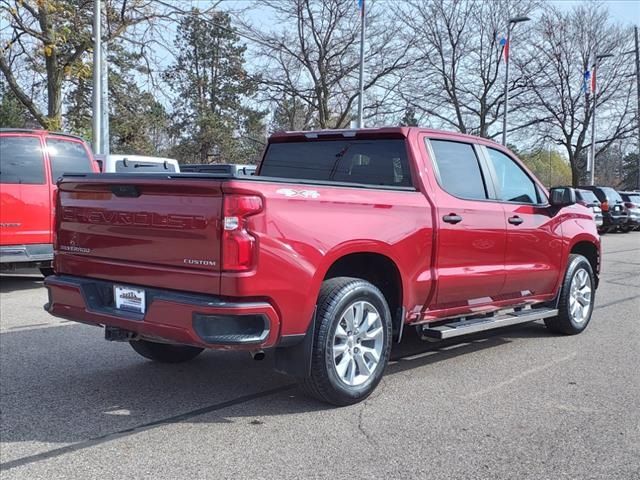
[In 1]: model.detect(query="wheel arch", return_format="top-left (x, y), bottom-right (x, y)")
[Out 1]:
top-left (274, 243), bottom-right (406, 379)
top-left (569, 239), bottom-right (600, 288)
top-left (320, 248), bottom-right (405, 341)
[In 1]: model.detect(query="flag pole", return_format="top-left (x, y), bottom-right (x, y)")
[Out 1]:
top-left (357, 0), bottom-right (366, 128)
top-left (590, 60), bottom-right (597, 185)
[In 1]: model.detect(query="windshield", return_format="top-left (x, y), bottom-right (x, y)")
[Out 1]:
top-left (621, 193), bottom-right (640, 204)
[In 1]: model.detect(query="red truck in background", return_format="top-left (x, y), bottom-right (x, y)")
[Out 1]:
top-left (44, 128), bottom-right (600, 405)
top-left (0, 129), bottom-right (99, 276)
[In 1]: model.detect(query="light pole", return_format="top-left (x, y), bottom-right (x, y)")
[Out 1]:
top-left (356, 0), bottom-right (366, 128)
top-left (589, 52), bottom-right (614, 185)
top-left (501, 15), bottom-right (530, 146)
top-left (92, 0), bottom-right (102, 154)
top-left (634, 26), bottom-right (640, 189)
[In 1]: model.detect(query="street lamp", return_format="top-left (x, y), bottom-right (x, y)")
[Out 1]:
top-left (589, 52), bottom-right (614, 185)
top-left (501, 15), bottom-right (530, 146)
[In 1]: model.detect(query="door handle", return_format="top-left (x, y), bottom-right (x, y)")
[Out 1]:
top-left (443, 214), bottom-right (463, 224)
top-left (508, 215), bottom-right (524, 225)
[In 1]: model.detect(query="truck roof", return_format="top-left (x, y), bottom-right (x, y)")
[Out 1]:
top-left (0, 128), bottom-right (86, 142)
top-left (269, 127), bottom-right (504, 149)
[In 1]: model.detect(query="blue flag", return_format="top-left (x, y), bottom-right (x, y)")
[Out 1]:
top-left (581, 70), bottom-right (591, 94)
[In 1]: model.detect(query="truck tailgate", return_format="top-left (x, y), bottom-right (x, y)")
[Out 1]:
top-left (55, 175), bottom-right (224, 295)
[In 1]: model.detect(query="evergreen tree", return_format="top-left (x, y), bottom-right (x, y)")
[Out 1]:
top-left (165, 9), bottom-right (264, 164)
top-left (0, 80), bottom-right (33, 128)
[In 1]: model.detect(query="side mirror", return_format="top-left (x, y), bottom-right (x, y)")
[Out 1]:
top-left (549, 186), bottom-right (576, 207)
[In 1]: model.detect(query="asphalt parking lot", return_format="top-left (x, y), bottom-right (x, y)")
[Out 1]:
top-left (1, 234), bottom-right (639, 480)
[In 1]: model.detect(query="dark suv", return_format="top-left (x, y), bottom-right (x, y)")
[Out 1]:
top-left (575, 189), bottom-right (603, 231)
top-left (619, 191), bottom-right (640, 231)
top-left (578, 186), bottom-right (628, 233)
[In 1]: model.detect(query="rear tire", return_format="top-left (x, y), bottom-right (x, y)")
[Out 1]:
top-left (129, 339), bottom-right (204, 363)
top-left (300, 277), bottom-right (392, 406)
top-left (544, 254), bottom-right (595, 335)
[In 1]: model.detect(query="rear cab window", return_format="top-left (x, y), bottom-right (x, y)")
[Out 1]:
top-left (0, 136), bottom-right (46, 184)
top-left (600, 187), bottom-right (623, 204)
top-left (47, 138), bottom-right (94, 182)
top-left (259, 139), bottom-right (413, 188)
top-left (577, 189), bottom-right (599, 204)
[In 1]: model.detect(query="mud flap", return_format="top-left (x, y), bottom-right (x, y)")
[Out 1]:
top-left (273, 308), bottom-right (316, 378)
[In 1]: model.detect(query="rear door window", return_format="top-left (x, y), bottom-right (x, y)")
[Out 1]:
top-left (577, 190), bottom-right (599, 204)
top-left (47, 138), bottom-right (93, 182)
top-left (260, 139), bottom-right (413, 187)
top-left (0, 136), bottom-right (45, 184)
top-left (428, 139), bottom-right (488, 200)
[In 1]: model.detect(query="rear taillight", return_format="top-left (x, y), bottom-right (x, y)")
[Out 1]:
top-left (222, 195), bottom-right (263, 272)
top-left (625, 202), bottom-right (634, 209)
top-left (601, 201), bottom-right (609, 212)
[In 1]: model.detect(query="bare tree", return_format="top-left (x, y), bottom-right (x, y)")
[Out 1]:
top-left (395, 0), bottom-right (538, 138)
top-left (0, 0), bottom-right (166, 130)
top-left (242, 0), bottom-right (414, 129)
top-left (515, 4), bottom-right (636, 186)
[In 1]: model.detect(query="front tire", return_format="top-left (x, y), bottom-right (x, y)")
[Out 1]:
top-left (129, 339), bottom-right (204, 363)
top-left (544, 254), bottom-right (595, 335)
top-left (300, 277), bottom-right (392, 406)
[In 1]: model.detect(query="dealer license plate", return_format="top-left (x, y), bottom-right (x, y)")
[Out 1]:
top-left (114, 285), bottom-right (146, 314)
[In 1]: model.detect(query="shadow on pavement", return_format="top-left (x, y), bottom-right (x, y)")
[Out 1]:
top-left (0, 274), bottom-right (44, 294)
top-left (1, 319), bottom-right (555, 452)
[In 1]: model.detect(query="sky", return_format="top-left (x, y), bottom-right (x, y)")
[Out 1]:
top-left (552, 0), bottom-right (640, 26)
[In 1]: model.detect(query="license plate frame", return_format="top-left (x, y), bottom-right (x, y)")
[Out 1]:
top-left (114, 285), bottom-right (146, 314)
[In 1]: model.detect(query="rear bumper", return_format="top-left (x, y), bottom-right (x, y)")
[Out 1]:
top-left (44, 275), bottom-right (280, 350)
top-left (0, 243), bottom-right (53, 264)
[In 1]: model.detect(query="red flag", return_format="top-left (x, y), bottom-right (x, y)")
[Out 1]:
top-left (503, 39), bottom-right (509, 64)
top-left (591, 65), bottom-right (596, 93)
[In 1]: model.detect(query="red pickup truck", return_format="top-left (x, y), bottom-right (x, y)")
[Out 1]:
top-left (44, 128), bottom-right (600, 405)
top-left (0, 129), bottom-right (98, 275)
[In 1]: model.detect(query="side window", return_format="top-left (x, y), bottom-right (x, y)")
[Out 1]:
top-left (428, 139), bottom-right (487, 200)
top-left (0, 136), bottom-right (45, 184)
top-left (486, 148), bottom-right (539, 204)
top-left (47, 138), bottom-right (93, 182)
